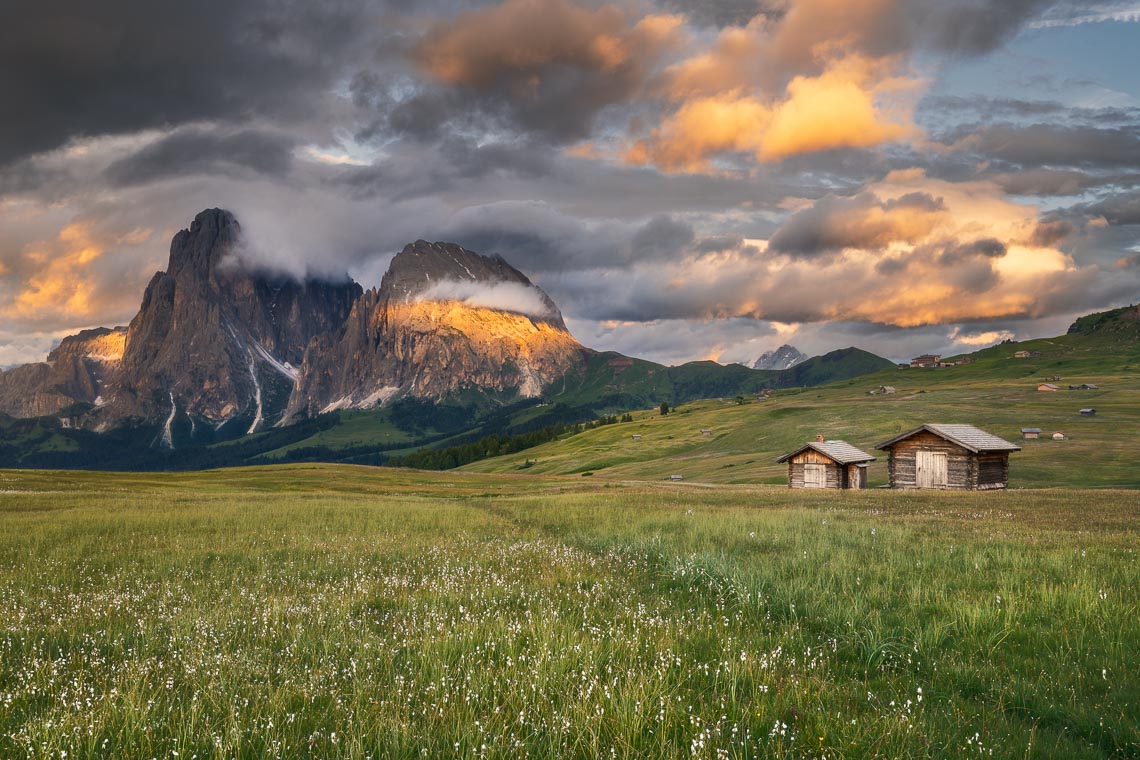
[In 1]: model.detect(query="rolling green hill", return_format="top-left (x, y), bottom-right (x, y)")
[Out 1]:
top-left (464, 307), bottom-right (1140, 489)
top-left (0, 345), bottom-right (893, 470)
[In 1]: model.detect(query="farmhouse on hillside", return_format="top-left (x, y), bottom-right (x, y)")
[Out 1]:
top-left (1080, 408), bottom-right (1096, 416)
top-left (876, 424), bottom-right (1020, 490)
top-left (776, 439), bottom-right (876, 489)
top-left (910, 354), bottom-right (941, 368)
top-left (1021, 428), bottom-right (1042, 439)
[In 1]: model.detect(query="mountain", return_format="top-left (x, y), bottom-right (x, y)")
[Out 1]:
top-left (285, 241), bottom-right (587, 419)
top-left (0, 208), bottom-right (901, 469)
top-left (751, 344), bottom-right (807, 371)
top-left (0, 326), bottom-right (126, 418)
top-left (88, 209), bottom-right (362, 441)
top-left (1067, 303), bottom-right (1140, 336)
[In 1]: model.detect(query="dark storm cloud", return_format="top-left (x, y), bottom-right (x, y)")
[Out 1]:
top-left (0, 0), bottom-right (385, 167)
top-left (936, 238), bottom-right (1007, 265)
top-left (631, 216), bottom-right (696, 260)
top-left (1079, 194), bottom-right (1140, 225)
top-left (959, 124), bottom-right (1140, 169)
top-left (768, 191), bottom-right (947, 257)
top-left (655, 0), bottom-right (779, 28)
top-left (103, 127), bottom-right (297, 187)
top-left (914, 0), bottom-right (1060, 55)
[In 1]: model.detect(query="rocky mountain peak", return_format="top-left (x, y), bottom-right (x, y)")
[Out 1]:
top-left (166, 208), bottom-right (241, 279)
top-left (380, 240), bottom-right (566, 329)
top-left (752, 344), bottom-right (808, 371)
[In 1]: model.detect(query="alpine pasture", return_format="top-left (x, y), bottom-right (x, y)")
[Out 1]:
top-left (1, 466), bottom-right (1137, 757)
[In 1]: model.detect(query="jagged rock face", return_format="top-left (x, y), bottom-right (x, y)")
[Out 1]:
top-left (97, 209), bottom-right (361, 433)
top-left (286, 241), bottom-right (586, 418)
top-left (0, 327), bottom-right (126, 418)
top-left (752, 344), bottom-right (808, 371)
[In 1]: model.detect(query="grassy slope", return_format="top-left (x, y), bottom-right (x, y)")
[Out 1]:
top-left (0, 466), bottom-right (1136, 757)
top-left (464, 327), bottom-right (1140, 488)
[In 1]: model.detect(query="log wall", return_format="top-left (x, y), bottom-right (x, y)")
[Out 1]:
top-left (887, 431), bottom-right (973, 490)
top-left (886, 432), bottom-right (1012, 490)
top-left (787, 450), bottom-right (843, 489)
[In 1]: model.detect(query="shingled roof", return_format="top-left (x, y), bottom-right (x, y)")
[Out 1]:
top-left (776, 440), bottom-right (877, 465)
top-left (876, 424), bottom-right (1021, 453)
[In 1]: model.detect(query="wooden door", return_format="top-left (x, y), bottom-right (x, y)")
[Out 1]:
top-left (803, 463), bottom-right (826, 488)
top-left (916, 451), bottom-right (948, 488)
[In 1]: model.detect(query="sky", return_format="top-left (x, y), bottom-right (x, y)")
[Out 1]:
top-left (1, 0), bottom-right (1138, 367)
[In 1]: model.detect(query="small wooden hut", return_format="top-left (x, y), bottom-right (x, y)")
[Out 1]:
top-left (1021, 427), bottom-right (1041, 439)
top-left (876, 424), bottom-right (1020, 490)
top-left (776, 440), bottom-right (876, 489)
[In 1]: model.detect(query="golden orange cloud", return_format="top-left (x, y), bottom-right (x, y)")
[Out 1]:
top-left (414, 0), bottom-right (683, 89)
top-left (2, 223), bottom-right (153, 327)
top-left (627, 54), bottom-right (921, 171)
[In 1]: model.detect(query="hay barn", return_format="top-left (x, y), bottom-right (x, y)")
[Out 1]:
top-left (776, 440), bottom-right (876, 490)
top-left (877, 424), bottom-right (1020, 491)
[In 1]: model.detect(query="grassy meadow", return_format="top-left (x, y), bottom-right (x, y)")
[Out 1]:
top-left (462, 330), bottom-right (1140, 488)
top-left (1, 465), bottom-right (1137, 758)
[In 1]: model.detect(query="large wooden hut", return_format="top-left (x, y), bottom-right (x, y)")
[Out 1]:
top-left (876, 424), bottom-right (1020, 490)
top-left (776, 440), bottom-right (876, 489)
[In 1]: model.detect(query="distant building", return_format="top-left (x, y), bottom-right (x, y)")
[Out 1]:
top-left (631, 434), bottom-right (642, 441)
top-left (1079, 408), bottom-right (1096, 416)
top-left (1038, 383), bottom-right (1061, 392)
top-left (1014, 350), bottom-right (1041, 359)
top-left (1069, 383), bottom-right (1099, 390)
top-left (700, 428), bottom-right (712, 436)
top-left (776, 440), bottom-right (876, 490)
top-left (910, 354), bottom-right (941, 368)
top-left (877, 424), bottom-right (1020, 490)
top-left (1021, 428), bottom-right (1042, 439)
top-left (669, 474), bottom-right (684, 481)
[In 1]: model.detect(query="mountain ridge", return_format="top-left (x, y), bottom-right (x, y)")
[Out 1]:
top-left (0, 207), bottom-right (901, 467)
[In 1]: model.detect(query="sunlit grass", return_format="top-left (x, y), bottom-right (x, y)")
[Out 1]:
top-left (1, 465), bottom-right (1137, 757)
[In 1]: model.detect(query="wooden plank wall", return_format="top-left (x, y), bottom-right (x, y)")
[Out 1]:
top-left (976, 453), bottom-right (1009, 490)
top-left (887, 431), bottom-right (975, 489)
top-left (788, 450), bottom-right (843, 488)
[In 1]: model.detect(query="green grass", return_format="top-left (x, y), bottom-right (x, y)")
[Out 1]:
top-left (462, 329), bottom-right (1140, 488)
top-left (1, 465), bottom-right (1137, 757)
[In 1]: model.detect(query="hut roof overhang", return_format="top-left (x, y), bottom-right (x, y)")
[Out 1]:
top-left (776, 440), bottom-right (877, 465)
top-left (876, 424), bottom-right (1021, 453)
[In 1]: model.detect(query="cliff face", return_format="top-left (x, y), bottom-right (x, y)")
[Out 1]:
top-left (285, 241), bottom-right (587, 419)
top-left (91, 209), bottom-right (361, 439)
top-left (0, 327), bottom-right (126, 418)
top-left (1, 216), bottom-right (587, 441)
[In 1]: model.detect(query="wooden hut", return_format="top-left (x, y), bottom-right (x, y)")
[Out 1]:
top-left (876, 424), bottom-right (1020, 491)
top-left (1037, 383), bottom-right (1061, 392)
top-left (1021, 428), bottom-right (1041, 439)
top-left (1080, 408), bottom-right (1096, 416)
top-left (776, 440), bottom-right (876, 489)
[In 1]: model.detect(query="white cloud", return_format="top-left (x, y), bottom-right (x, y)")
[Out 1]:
top-left (416, 278), bottom-right (555, 319)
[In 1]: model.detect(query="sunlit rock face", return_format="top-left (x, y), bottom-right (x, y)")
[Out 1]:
top-left (0, 326), bottom-right (126, 418)
top-left (0, 217), bottom-right (587, 439)
top-left (285, 241), bottom-right (587, 419)
top-left (91, 209), bottom-right (361, 436)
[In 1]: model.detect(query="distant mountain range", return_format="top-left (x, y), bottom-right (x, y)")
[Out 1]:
top-left (751, 344), bottom-right (808, 371)
top-left (0, 208), bottom-right (897, 468)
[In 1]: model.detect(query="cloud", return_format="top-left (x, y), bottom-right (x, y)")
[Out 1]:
top-left (416, 278), bottom-right (556, 318)
top-left (0, 220), bottom-right (156, 331)
top-left (409, 0), bottom-right (684, 142)
top-left (0, 0), bottom-right (379, 168)
top-left (103, 126), bottom-right (296, 186)
top-left (768, 190), bottom-right (948, 256)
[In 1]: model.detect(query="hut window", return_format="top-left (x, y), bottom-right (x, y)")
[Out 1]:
top-left (803, 463), bottom-right (826, 488)
top-left (916, 451), bottom-right (948, 488)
